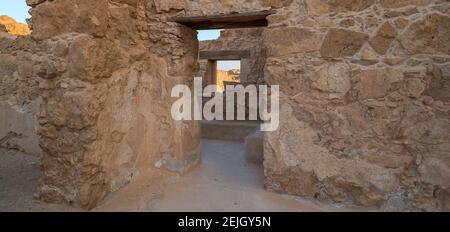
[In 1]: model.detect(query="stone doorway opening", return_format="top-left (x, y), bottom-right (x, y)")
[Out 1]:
top-left (197, 47), bottom-right (263, 162)
top-left (172, 11), bottom-right (271, 196)
top-left (168, 11), bottom-right (272, 203)
top-left (204, 59), bottom-right (241, 92)
top-left (184, 13), bottom-right (268, 158)
top-left (134, 11), bottom-right (273, 210)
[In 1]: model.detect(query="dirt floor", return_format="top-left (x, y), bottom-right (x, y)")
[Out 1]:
top-left (0, 148), bottom-right (80, 212)
top-left (0, 140), bottom-right (372, 212)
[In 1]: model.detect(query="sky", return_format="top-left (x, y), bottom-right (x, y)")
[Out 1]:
top-left (0, 0), bottom-right (30, 23)
top-left (197, 30), bottom-right (221, 41)
top-left (217, 60), bottom-right (240, 71)
top-left (0, 1), bottom-right (239, 70)
top-left (198, 30), bottom-right (240, 71)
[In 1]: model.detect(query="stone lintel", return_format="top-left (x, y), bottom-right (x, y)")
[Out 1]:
top-left (199, 50), bottom-right (251, 60)
top-left (170, 10), bottom-right (274, 30)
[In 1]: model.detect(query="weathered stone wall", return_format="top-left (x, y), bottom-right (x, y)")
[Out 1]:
top-left (153, 0), bottom-right (450, 211)
top-left (27, 0), bottom-right (200, 208)
top-left (0, 21), bottom-right (39, 156)
top-left (262, 0), bottom-right (450, 211)
top-left (157, 0), bottom-right (450, 210)
top-left (5, 0), bottom-right (447, 211)
top-left (198, 28), bottom-right (266, 84)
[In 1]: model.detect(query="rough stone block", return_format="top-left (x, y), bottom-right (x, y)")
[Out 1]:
top-left (320, 29), bottom-right (369, 58)
top-left (245, 131), bottom-right (264, 165)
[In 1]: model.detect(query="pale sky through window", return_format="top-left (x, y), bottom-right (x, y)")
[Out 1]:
top-left (198, 30), bottom-right (240, 71)
top-left (197, 30), bottom-right (221, 41)
top-left (217, 60), bottom-right (240, 71)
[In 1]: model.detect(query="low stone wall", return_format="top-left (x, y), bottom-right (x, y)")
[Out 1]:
top-left (0, 26), bottom-right (40, 156)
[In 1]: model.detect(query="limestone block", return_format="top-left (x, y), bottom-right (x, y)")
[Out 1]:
top-left (418, 158), bottom-right (450, 188)
top-left (154, 0), bottom-right (185, 13)
top-left (399, 13), bottom-right (450, 55)
top-left (0, 99), bottom-right (41, 156)
top-left (310, 62), bottom-right (351, 99)
top-left (305, 0), bottom-right (377, 16)
top-left (369, 22), bottom-right (397, 55)
top-left (357, 68), bottom-right (404, 100)
top-left (245, 131), bottom-right (263, 165)
top-left (264, 27), bottom-right (321, 56)
top-left (320, 29), bottom-right (369, 58)
top-left (31, 0), bottom-right (109, 40)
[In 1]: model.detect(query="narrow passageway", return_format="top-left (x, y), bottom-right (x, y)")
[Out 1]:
top-left (146, 139), bottom-right (324, 212)
top-left (0, 142), bottom-right (364, 212)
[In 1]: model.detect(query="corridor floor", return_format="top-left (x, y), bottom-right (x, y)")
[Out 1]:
top-left (146, 139), bottom-right (326, 211)
top-left (97, 139), bottom-right (354, 212)
top-left (1, 140), bottom-right (367, 211)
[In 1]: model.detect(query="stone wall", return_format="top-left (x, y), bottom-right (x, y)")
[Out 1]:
top-left (5, 0), bottom-right (448, 211)
top-left (198, 28), bottom-right (266, 85)
top-left (262, 0), bottom-right (450, 211)
top-left (27, 0), bottom-right (200, 208)
top-left (0, 20), bottom-right (39, 156)
top-left (154, 0), bottom-right (450, 211)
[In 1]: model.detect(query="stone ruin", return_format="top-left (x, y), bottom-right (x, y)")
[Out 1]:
top-left (197, 28), bottom-right (266, 87)
top-left (0, 16), bottom-right (38, 156)
top-left (0, 0), bottom-right (449, 211)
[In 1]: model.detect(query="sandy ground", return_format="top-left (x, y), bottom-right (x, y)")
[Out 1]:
top-left (96, 140), bottom-right (369, 212)
top-left (123, 140), bottom-right (326, 212)
top-left (0, 148), bottom-right (41, 211)
top-left (0, 148), bottom-right (80, 212)
top-left (1, 140), bottom-right (372, 212)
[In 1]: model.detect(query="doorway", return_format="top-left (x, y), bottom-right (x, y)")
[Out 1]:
top-left (159, 11), bottom-right (273, 210)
